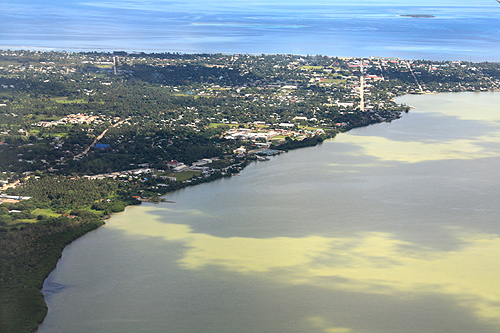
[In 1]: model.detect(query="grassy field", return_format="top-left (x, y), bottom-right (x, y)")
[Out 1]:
top-left (322, 78), bottom-right (345, 84)
top-left (52, 97), bottom-right (87, 104)
top-left (158, 170), bottom-right (202, 182)
top-left (94, 64), bottom-right (113, 69)
top-left (299, 125), bottom-right (327, 131)
top-left (7, 218), bottom-right (37, 225)
top-left (31, 208), bottom-right (60, 218)
top-left (208, 123), bottom-right (238, 129)
top-left (300, 65), bottom-right (324, 70)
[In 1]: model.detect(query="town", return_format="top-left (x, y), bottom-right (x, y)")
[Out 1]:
top-left (1, 50), bottom-right (500, 332)
top-left (2, 51), bottom-right (500, 201)
top-left (1, 51), bottom-right (500, 201)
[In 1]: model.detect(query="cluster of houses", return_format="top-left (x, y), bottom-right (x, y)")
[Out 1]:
top-left (82, 158), bottom-right (217, 182)
top-left (224, 125), bottom-right (325, 145)
top-left (224, 128), bottom-right (281, 141)
top-left (33, 113), bottom-right (102, 128)
top-left (167, 159), bottom-right (214, 173)
top-left (0, 178), bottom-right (31, 208)
top-left (82, 167), bottom-right (156, 180)
top-left (0, 194), bottom-right (31, 204)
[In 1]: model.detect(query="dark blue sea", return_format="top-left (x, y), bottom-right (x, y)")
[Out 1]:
top-left (2, 1), bottom-right (500, 61)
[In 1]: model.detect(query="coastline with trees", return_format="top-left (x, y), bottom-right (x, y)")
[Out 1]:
top-left (1, 50), bottom-right (499, 332)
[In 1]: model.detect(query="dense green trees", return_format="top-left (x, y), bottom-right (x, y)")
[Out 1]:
top-left (14, 177), bottom-right (119, 208)
top-left (0, 218), bottom-right (104, 332)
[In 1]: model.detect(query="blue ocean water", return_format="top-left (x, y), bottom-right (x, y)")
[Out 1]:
top-left (1, 1), bottom-right (500, 60)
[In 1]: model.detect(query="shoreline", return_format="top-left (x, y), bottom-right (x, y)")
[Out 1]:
top-left (7, 91), bottom-right (497, 331)
top-left (30, 109), bottom-right (387, 331)
top-left (3, 94), bottom-right (404, 332)
top-left (31, 91), bottom-right (500, 333)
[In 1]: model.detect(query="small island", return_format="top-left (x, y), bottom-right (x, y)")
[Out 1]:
top-left (399, 14), bottom-right (435, 18)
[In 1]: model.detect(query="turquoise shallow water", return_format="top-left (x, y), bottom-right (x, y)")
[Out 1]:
top-left (40, 92), bottom-right (500, 332)
top-left (2, 1), bottom-right (500, 60)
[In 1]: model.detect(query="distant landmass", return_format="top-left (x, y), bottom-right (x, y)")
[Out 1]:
top-left (399, 14), bottom-right (435, 18)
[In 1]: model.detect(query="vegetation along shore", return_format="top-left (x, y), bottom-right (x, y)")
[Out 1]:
top-left (1, 50), bottom-right (499, 332)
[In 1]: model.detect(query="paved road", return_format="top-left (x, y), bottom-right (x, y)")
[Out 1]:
top-left (74, 118), bottom-right (129, 160)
